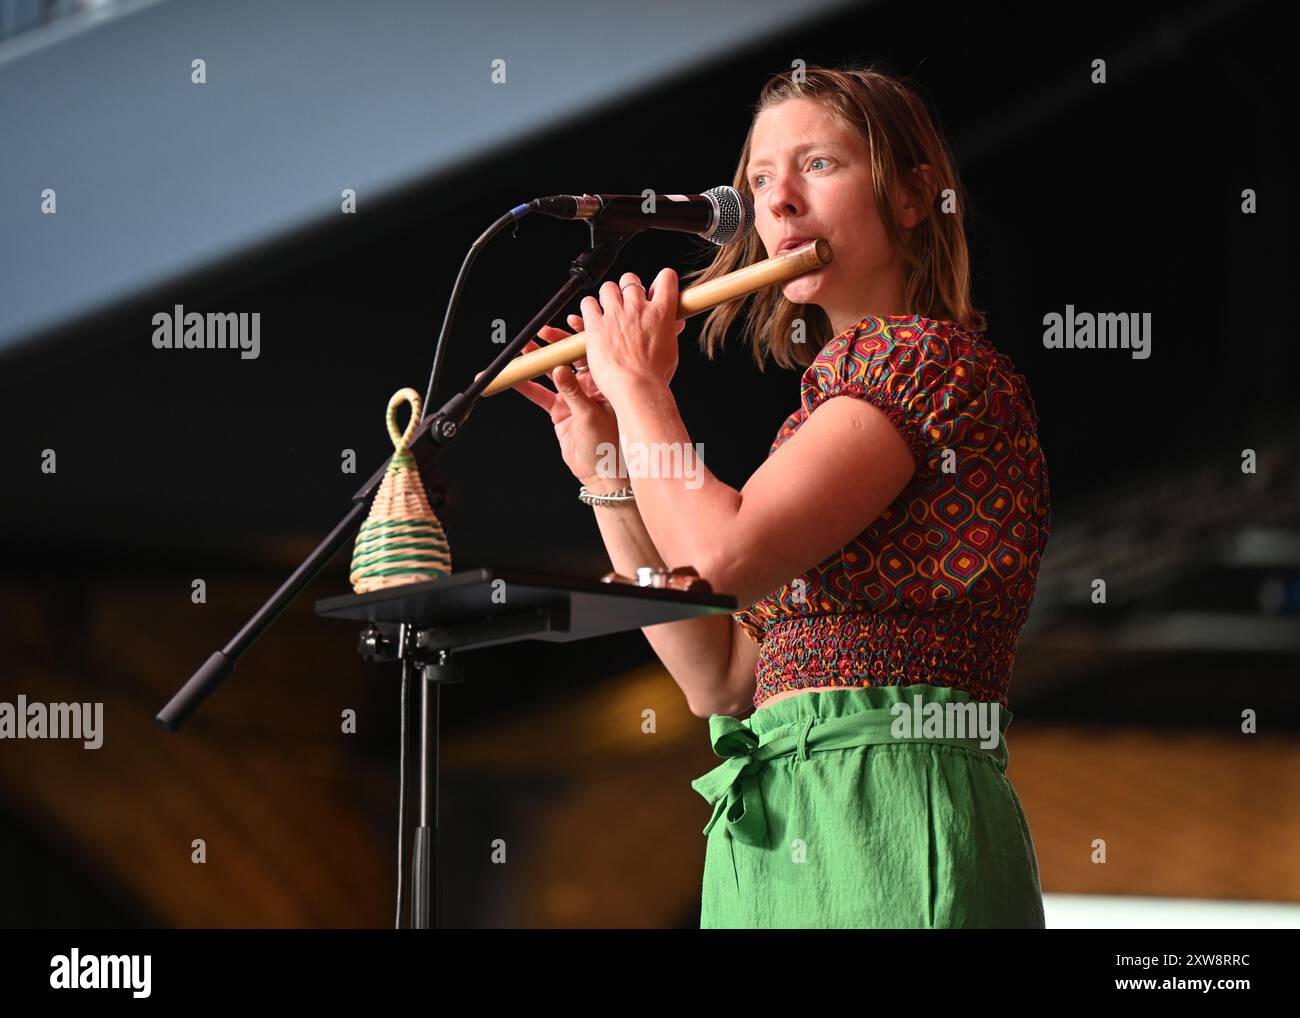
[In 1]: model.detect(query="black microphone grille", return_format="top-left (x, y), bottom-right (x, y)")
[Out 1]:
top-left (703, 185), bottom-right (755, 246)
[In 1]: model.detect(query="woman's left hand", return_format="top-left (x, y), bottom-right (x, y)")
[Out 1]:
top-left (579, 268), bottom-right (683, 406)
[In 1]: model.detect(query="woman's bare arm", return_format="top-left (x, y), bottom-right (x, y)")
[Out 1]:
top-left (585, 477), bottom-right (744, 717)
top-left (718, 622), bottom-right (761, 717)
top-left (607, 387), bottom-right (916, 611)
top-left (585, 392), bottom-right (915, 717)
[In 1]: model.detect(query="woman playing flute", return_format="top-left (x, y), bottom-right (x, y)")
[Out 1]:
top-left (506, 63), bottom-right (1050, 929)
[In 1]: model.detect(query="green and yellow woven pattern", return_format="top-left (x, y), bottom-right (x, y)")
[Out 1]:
top-left (349, 387), bottom-right (452, 593)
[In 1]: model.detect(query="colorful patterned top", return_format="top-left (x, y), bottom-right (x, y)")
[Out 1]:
top-left (734, 313), bottom-right (1051, 712)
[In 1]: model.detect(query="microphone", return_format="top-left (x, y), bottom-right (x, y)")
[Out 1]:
top-left (528, 185), bottom-right (755, 246)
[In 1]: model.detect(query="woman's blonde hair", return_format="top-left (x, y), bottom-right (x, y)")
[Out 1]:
top-left (683, 62), bottom-right (986, 372)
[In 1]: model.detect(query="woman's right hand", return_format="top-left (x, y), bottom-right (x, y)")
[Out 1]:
top-left (495, 314), bottom-right (626, 489)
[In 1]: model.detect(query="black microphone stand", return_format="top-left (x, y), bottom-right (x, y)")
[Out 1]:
top-left (156, 218), bottom-right (640, 929)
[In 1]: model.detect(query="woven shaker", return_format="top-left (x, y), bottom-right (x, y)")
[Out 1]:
top-left (349, 387), bottom-right (452, 593)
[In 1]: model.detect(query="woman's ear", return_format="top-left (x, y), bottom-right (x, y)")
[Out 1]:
top-left (894, 162), bottom-right (937, 230)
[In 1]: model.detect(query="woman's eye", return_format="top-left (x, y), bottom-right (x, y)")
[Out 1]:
top-left (752, 160), bottom-right (828, 189)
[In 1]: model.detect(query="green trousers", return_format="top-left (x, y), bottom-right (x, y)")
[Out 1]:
top-left (691, 684), bottom-right (1046, 928)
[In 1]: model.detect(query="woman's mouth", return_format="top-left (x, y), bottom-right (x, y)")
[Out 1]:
top-left (777, 236), bottom-right (816, 252)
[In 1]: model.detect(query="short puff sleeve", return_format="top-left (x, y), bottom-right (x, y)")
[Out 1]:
top-left (798, 316), bottom-right (987, 474)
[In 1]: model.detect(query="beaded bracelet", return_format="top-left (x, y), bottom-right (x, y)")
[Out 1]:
top-left (578, 483), bottom-right (636, 507)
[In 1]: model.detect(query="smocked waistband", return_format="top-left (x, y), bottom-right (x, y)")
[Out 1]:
top-left (753, 611), bottom-right (1023, 709)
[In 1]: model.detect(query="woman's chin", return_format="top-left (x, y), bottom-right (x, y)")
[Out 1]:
top-left (781, 279), bottom-right (823, 307)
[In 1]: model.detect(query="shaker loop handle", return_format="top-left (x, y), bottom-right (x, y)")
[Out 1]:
top-left (386, 387), bottom-right (422, 453)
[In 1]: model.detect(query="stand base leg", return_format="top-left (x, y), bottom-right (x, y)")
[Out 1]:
top-left (410, 827), bottom-right (433, 928)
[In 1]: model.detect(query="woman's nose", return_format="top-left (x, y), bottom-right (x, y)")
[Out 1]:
top-left (764, 175), bottom-right (802, 218)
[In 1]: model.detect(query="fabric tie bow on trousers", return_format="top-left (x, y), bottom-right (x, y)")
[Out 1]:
top-left (690, 704), bottom-right (1010, 849)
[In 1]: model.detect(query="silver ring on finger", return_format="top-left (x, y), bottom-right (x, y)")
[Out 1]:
top-left (572, 364), bottom-right (588, 375)
top-left (620, 283), bottom-right (645, 295)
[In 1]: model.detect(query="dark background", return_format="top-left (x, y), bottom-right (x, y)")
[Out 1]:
top-left (1, 0), bottom-right (1296, 927)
